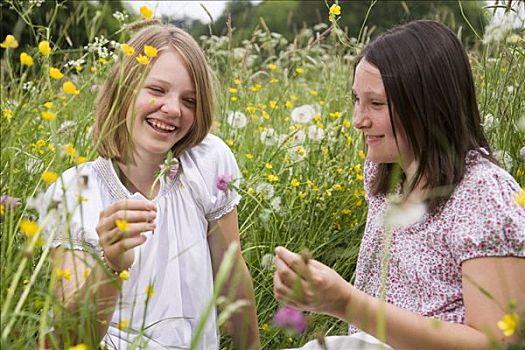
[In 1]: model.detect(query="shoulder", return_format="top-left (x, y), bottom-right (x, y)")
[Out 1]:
top-left (180, 133), bottom-right (239, 173)
top-left (184, 133), bottom-right (235, 159)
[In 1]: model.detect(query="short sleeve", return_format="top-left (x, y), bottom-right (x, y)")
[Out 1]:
top-left (448, 163), bottom-right (525, 264)
top-left (180, 134), bottom-right (242, 221)
top-left (38, 163), bottom-right (103, 252)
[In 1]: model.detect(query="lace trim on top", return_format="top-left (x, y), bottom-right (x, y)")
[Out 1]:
top-left (205, 195), bottom-right (241, 221)
top-left (92, 157), bottom-right (181, 201)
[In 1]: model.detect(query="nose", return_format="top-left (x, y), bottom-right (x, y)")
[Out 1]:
top-left (160, 98), bottom-right (182, 118)
top-left (352, 104), bottom-right (371, 129)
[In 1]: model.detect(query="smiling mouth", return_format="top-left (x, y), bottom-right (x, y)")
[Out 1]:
top-left (367, 135), bottom-right (384, 140)
top-left (146, 118), bottom-right (177, 133)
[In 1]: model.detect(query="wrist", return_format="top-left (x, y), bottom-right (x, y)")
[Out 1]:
top-left (100, 248), bottom-right (130, 277)
top-left (331, 281), bottom-right (354, 320)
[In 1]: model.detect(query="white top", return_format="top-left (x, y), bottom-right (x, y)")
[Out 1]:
top-left (39, 134), bottom-right (242, 349)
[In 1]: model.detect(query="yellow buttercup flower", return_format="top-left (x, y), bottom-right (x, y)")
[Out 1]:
top-left (67, 343), bottom-right (88, 350)
top-left (136, 54), bottom-right (149, 65)
top-left (233, 78), bottom-right (241, 85)
top-left (115, 219), bottom-right (129, 232)
top-left (229, 87), bottom-right (238, 94)
top-left (63, 81), bottom-right (80, 95)
top-left (20, 219), bottom-right (41, 237)
top-left (140, 5), bottom-right (154, 19)
top-left (41, 111), bottom-right (56, 121)
top-left (245, 153), bottom-right (254, 160)
top-left (267, 63), bottom-right (277, 70)
top-left (38, 40), bottom-right (51, 56)
top-left (61, 144), bottom-right (77, 157)
top-left (55, 268), bottom-right (72, 281)
top-left (44, 101), bottom-right (53, 109)
top-left (120, 43), bottom-right (135, 56)
top-left (497, 313), bottom-right (519, 336)
top-left (1, 34), bottom-right (18, 48)
top-left (41, 170), bottom-right (58, 184)
top-left (514, 189), bottom-right (525, 207)
top-left (290, 178), bottom-right (300, 187)
top-left (3, 109), bottom-right (13, 121)
top-left (116, 318), bottom-right (129, 330)
top-left (20, 52), bottom-right (34, 66)
top-left (329, 4), bottom-right (341, 16)
top-left (144, 45), bottom-right (157, 58)
top-left (76, 156), bottom-right (88, 164)
top-left (49, 67), bottom-right (63, 80)
top-left (295, 67), bottom-right (304, 74)
top-left (146, 284), bottom-right (155, 298)
top-left (266, 174), bottom-right (279, 182)
top-left (119, 270), bottom-right (129, 281)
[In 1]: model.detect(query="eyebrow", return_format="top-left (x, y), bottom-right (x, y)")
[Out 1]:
top-left (351, 88), bottom-right (385, 97)
top-left (146, 77), bottom-right (196, 94)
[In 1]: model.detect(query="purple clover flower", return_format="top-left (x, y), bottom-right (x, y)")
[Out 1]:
top-left (216, 175), bottom-right (232, 192)
top-left (1, 194), bottom-right (21, 213)
top-left (273, 306), bottom-right (306, 333)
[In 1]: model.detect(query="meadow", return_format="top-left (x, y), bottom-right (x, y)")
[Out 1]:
top-left (1, 1), bottom-right (524, 349)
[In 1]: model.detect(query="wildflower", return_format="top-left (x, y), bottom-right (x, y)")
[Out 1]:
top-left (266, 174), bottom-right (279, 182)
top-left (41, 170), bottom-right (58, 184)
top-left (120, 43), bottom-right (135, 56)
top-left (520, 147), bottom-right (525, 159)
top-left (83, 268), bottom-right (91, 280)
top-left (265, 163), bottom-right (273, 170)
top-left (270, 78), bottom-right (279, 84)
top-left (290, 178), bottom-right (300, 187)
top-left (229, 87), bottom-right (238, 94)
top-left (68, 344), bottom-right (88, 350)
top-left (343, 119), bottom-right (351, 128)
top-left (328, 4), bottom-right (341, 23)
top-left (271, 196), bottom-right (282, 212)
top-left (20, 52), bottom-right (34, 66)
top-left (230, 96), bottom-right (238, 102)
top-left (76, 156), bottom-right (88, 164)
top-left (98, 57), bottom-right (108, 65)
top-left (261, 323), bottom-right (270, 332)
top-left (216, 175), bottom-right (232, 192)
top-left (41, 111), bottom-right (56, 122)
top-left (261, 253), bottom-right (275, 269)
top-left (140, 5), bottom-right (154, 19)
top-left (20, 219), bottom-right (41, 237)
top-left (291, 104), bottom-right (319, 124)
top-left (3, 109), bottom-right (13, 121)
top-left (136, 54), bottom-right (149, 65)
top-left (146, 284), bottom-right (154, 298)
top-left (245, 153), bottom-right (254, 160)
top-left (497, 313), bottom-right (519, 336)
top-left (61, 144), bottom-right (77, 157)
top-left (0, 34), bottom-right (19, 48)
top-left (289, 145), bottom-right (307, 161)
top-left (38, 40), bottom-right (51, 56)
top-left (234, 78), bottom-right (241, 85)
top-left (55, 268), bottom-right (72, 281)
top-left (285, 101), bottom-right (294, 109)
top-left (144, 45), bottom-right (157, 58)
top-left (267, 63), bottom-right (277, 70)
top-left (260, 128), bottom-right (279, 146)
top-left (514, 189), bottom-right (525, 207)
top-left (226, 139), bottom-right (234, 146)
top-left (273, 306), bottom-right (306, 333)
top-left (298, 191), bottom-right (306, 199)
top-left (227, 111), bottom-right (248, 128)
top-left (0, 195), bottom-right (21, 215)
top-left (309, 90), bottom-right (318, 96)
top-left (255, 182), bottom-right (275, 199)
top-left (250, 83), bottom-right (262, 92)
top-left (63, 81), bottom-right (80, 95)
top-left (308, 125), bottom-right (325, 141)
top-left (116, 318), bottom-right (129, 330)
top-left (115, 219), bottom-right (129, 232)
top-left (119, 270), bottom-right (129, 281)
top-left (269, 100), bottom-right (278, 109)
top-left (44, 101), bottom-right (53, 109)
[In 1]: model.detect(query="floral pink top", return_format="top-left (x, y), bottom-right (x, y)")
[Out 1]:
top-left (349, 150), bottom-right (525, 333)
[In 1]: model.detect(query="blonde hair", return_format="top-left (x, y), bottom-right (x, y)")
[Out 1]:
top-left (93, 24), bottom-right (215, 163)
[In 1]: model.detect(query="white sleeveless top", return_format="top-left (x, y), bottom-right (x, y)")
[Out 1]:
top-left (39, 134), bottom-right (242, 349)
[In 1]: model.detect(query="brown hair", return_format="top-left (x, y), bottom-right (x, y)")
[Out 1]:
top-left (355, 20), bottom-right (496, 211)
top-left (93, 24), bottom-right (215, 163)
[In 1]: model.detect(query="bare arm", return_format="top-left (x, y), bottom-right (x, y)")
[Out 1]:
top-left (208, 208), bottom-right (261, 350)
top-left (274, 247), bottom-right (525, 350)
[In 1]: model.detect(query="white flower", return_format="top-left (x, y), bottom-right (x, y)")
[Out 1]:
top-left (308, 125), bottom-right (325, 141)
top-left (519, 115), bottom-right (525, 131)
top-left (384, 197), bottom-right (426, 229)
top-left (261, 253), bottom-right (275, 269)
top-left (291, 104), bottom-right (319, 124)
top-left (226, 111), bottom-right (248, 128)
top-left (260, 128), bottom-right (279, 146)
top-left (288, 145), bottom-right (308, 161)
top-left (271, 196), bottom-right (282, 212)
top-left (507, 85), bottom-right (514, 94)
top-left (255, 182), bottom-right (275, 199)
top-left (483, 113), bottom-right (494, 128)
top-left (482, 12), bottom-right (516, 45)
top-left (290, 129), bottom-right (306, 145)
top-left (58, 120), bottom-right (76, 134)
top-left (520, 147), bottom-right (525, 159)
top-left (493, 150), bottom-right (513, 170)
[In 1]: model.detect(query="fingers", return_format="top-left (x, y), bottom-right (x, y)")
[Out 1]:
top-left (97, 199), bottom-right (157, 237)
top-left (275, 246), bottom-right (309, 279)
top-left (100, 221), bottom-right (156, 246)
top-left (101, 199), bottom-right (157, 218)
top-left (274, 254), bottom-right (314, 305)
top-left (106, 235), bottom-right (147, 255)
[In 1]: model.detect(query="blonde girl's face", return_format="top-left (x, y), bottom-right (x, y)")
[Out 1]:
top-left (126, 49), bottom-right (196, 162)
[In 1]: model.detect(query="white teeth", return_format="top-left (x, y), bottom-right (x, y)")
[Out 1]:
top-left (149, 120), bottom-right (176, 131)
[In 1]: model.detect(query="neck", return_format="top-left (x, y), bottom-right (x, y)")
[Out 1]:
top-left (401, 160), bottom-right (427, 201)
top-left (116, 153), bottom-right (165, 199)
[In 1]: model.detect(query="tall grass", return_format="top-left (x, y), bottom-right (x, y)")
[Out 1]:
top-left (1, 1), bottom-right (523, 349)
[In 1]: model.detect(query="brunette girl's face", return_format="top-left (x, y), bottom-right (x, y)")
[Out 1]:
top-left (126, 48), bottom-right (196, 162)
top-left (352, 59), bottom-right (415, 172)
